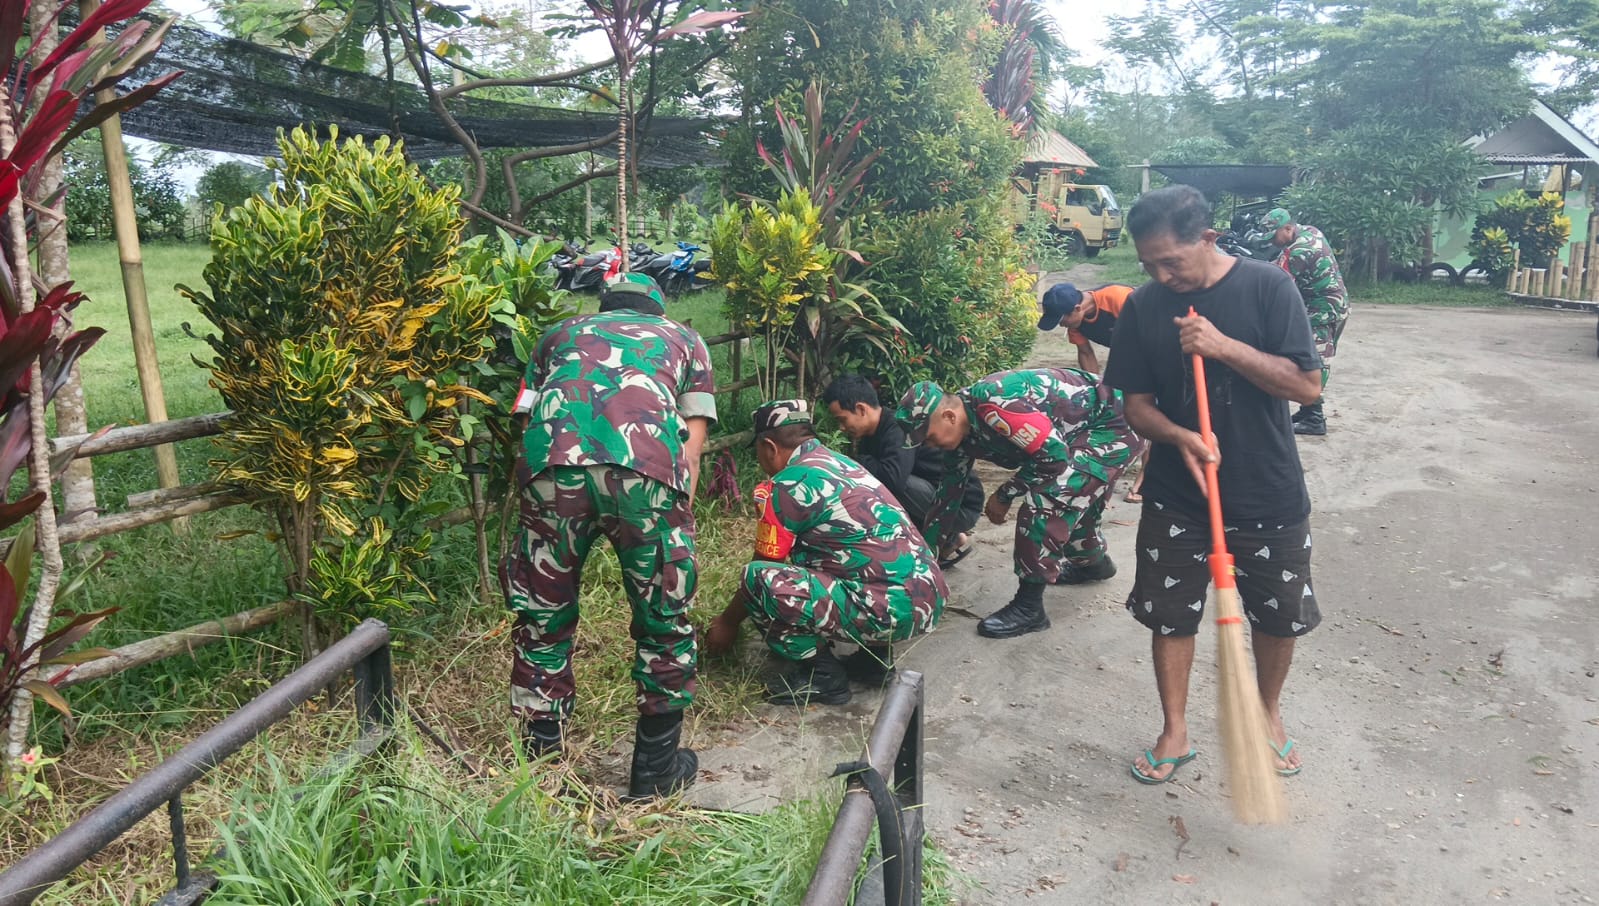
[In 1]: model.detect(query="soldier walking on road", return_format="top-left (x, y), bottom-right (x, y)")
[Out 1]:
top-left (1260, 208), bottom-right (1349, 436)
top-left (703, 400), bottom-right (948, 706)
top-left (501, 273), bottom-right (715, 800)
top-left (896, 368), bottom-right (1137, 640)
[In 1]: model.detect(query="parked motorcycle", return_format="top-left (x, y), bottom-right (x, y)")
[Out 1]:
top-left (552, 241), bottom-right (623, 292)
top-left (1216, 228), bottom-right (1277, 261)
top-left (658, 241), bottom-right (715, 296)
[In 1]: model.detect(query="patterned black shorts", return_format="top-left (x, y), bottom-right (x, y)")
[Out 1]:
top-left (1124, 501), bottom-right (1321, 638)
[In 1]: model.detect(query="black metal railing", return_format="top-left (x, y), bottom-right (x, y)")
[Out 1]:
top-left (0, 619), bottom-right (396, 906)
top-left (803, 669), bottom-right (926, 906)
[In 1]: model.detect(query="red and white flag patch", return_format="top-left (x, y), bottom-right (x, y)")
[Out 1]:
top-left (979, 403), bottom-right (1050, 454)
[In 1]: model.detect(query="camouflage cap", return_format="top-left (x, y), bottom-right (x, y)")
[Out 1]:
top-left (894, 381), bottom-right (946, 447)
top-left (1258, 208), bottom-right (1292, 231)
top-left (601, 271), bottom-right (667, 307)
top-left (752, 398), bottom-right (812, 436)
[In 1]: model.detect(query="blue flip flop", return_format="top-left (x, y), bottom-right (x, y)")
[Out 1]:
top-left (1270, 739), bottom-right (1302, 777)
top-left (1130, 748), bottom-right (1198, 785)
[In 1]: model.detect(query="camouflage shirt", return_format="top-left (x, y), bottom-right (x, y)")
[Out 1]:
top-left (1277, 224), bottom-right (1349, 323)
top-left (764, 439), bottom-right (947, 626)
top-left (942, 367), bottom-right (1126, 509)
top-left (522, 311), bottom-right (717, 494)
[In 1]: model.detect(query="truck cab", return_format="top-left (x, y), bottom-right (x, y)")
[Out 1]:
top-left (1007, 171), bottom-right (1123, 258)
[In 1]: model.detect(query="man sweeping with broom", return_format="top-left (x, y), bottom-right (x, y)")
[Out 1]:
top-left (1105, 185), bottom-right (1325, 790)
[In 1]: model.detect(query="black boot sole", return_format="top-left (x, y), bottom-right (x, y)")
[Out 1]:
top-left (1293, 423), bottom-right (1326, 436)
top-left (976, 614), bottom-right (1051, 639)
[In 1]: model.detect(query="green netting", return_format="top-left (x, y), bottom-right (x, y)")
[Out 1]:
top-left (95, 16), bottom-right (719, 166)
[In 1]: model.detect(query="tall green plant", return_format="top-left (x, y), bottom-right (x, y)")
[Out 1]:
top-left (182, 126), bottom-right (498, 643)
top-left (747, 83), bottom-right (903, 396)
top-left (455, 229), bottom-right (576, 561)
top-left (711, 190), bottom-right (832, 398)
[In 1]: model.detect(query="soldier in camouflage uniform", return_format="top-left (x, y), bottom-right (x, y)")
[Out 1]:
top-left (702, 400), bottom-right (948, 705)
top-left (896, 368), bottom-right (1136, 639)
top-left (1260, 208), bottom-right (1349, 436)
top-left (501, 272), bottom-right (713, 800)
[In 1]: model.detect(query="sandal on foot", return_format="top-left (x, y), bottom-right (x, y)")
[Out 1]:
top-left (1269, 738), bottom-right (1302, 777)
top-left (938, 542), bottom-right (974, 570)
top-left (1130, 748), bottom-right (1197, 785)
top-left (1124, 491), bottom-right (1143, 504)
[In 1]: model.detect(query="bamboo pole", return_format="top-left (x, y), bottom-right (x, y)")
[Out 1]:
top-left (80, 0), bottom-right (185, 533)
top-left (1571, 244), bottom-right (1585, 300)
top-left (1552, 258), bottom-right (1566, 298)
top-left (53, 601), bottom-right (299, 689)
top-left (1507, 249), bottom-right (1521, 292)
top-left (0, 490), bottom-right (251, 560)
top-left (48, 411), bottom-right (229, 460)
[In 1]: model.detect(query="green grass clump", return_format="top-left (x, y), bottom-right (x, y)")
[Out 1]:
top-left (200, 726), bottom-right (959, 906)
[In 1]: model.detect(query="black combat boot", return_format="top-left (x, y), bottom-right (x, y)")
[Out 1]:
top-left (1291, 405), bottom-right (1310, 423)
top-left (1054, 554), bottom-right (1118, 585)
top-left (624, 712), bottom-right (698, 800)
top-left (977, 582), bottom-right (1050, 639)
top-left (1293, 402), bottom-right (1326, 436)
top-left (521, 718), bottom-right (563, 760)
top-left (765, 645), bottom-right (852, 706)
top-left (841, 643), bottom-right (896, 687)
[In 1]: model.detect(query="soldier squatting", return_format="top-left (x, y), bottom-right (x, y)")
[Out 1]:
top-left (503, 184), bottom-right (1336, 797)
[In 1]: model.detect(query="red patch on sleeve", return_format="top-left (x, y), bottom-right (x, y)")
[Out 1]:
top-left (979, 403), bottom-right (1050, 454)
top-left (753, 485), bottom-right (796, 560)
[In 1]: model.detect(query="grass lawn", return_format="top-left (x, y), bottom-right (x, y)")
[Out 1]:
top-left (3, 243), bottom-right (937, 904)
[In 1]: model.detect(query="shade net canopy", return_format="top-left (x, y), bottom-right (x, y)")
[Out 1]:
top-left (1150, 164), bottom-right (1297, 199)
top-left (82, 15), bottom-right (720, 166)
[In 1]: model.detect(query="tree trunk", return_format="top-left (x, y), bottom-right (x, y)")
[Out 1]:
top-left (2, 97), bottom-right (67, 765)
top-left (616, 55), bottom-right (631, 269)
top-left (27, 1), bottom-right (98, 531)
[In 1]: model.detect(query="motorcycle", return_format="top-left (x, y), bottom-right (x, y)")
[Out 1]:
top-left (658, 241), bottom-right (715, 296)
top-left (552, 241), bottom-right (623, 292)
top-left (1217, 228), bottom-right (1277, 261)
top-left (628, 242), bottom-right (676, 284)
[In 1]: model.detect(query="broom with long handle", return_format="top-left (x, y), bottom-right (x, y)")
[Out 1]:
top-left (1189, 309), bottom-right (1289, 825)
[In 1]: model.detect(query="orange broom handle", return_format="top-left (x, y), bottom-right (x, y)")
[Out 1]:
top-left (1188, 307), bottom-right (1237, 594)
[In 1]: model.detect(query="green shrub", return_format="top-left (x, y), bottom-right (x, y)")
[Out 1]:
top-left (1469, 189), bottom-right (1571, 274)
top-left (861, 206), bottom-right (1037, 391)
top-left (181, 126), bottom-right (499, 635)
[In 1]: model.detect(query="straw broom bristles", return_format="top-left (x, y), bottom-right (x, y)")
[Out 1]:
top-left (1212, 583), bottom-right (1288, 824)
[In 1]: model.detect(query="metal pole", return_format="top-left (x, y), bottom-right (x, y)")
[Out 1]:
top-left (78, 0), bottom-right (186, 531)
top-left (0, 621), bottom-right (392, 905)
top-left (166, 797), bottom-right (190, 889)
top-left (802, 671), bottom-right (926, 906)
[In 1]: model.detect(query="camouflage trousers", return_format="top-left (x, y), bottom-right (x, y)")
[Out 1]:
top-left (1310, 310), bottom-right (1349, 389)
top-left (737, 562), bottom-right (928, 662)
top-left (499, 464), bottom-right (698, 720)
top-left (1014, 423), bottom-right (1136, 582)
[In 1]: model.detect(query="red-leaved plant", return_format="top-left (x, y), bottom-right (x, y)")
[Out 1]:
top-left (1, 0), bottom-right (177, 746)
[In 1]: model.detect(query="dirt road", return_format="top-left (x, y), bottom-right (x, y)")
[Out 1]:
top-left (693, 301), bottom-right (1599, 904)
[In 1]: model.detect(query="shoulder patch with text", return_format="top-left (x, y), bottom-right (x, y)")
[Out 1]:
top-left (978, 403), bottom-right (1050, 454)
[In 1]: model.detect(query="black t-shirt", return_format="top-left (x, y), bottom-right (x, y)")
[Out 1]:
top-left (854, 412), bottom-right (945, 493)
top-left (1104, 257), bottom-right (1321, 524)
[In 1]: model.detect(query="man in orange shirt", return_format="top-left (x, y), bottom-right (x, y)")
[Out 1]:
top-left (1039, 282), bottom-right (1136, 373)
top-left (1040, 282), bottom-right (1148, 501)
